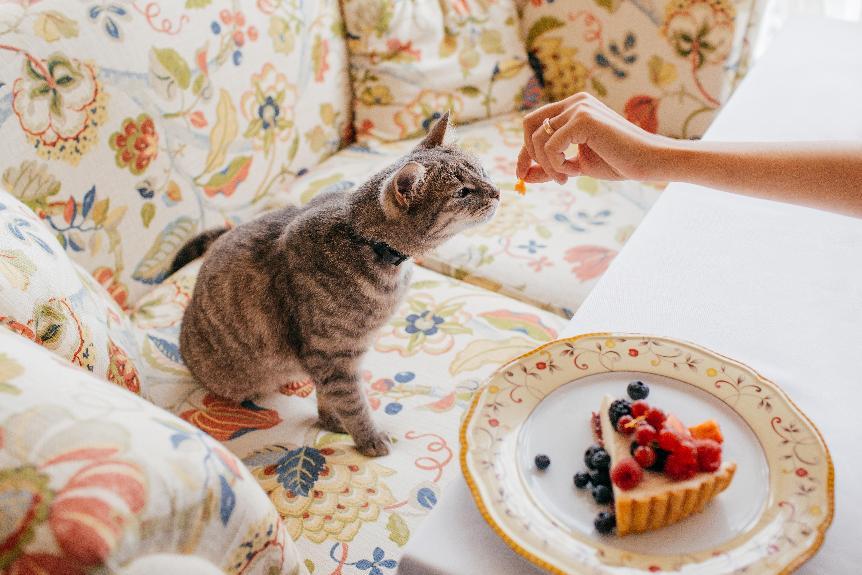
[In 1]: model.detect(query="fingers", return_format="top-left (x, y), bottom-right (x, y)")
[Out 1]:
top-left (516, 146), bottom-right (532, 180)
top-left (531, 114), bottom-right (569, 184)
top-left (524, 165), bottom-right (554, 183)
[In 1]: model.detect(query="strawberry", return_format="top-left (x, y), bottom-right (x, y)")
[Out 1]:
top-left (611, 457), bottom-right (643, 490)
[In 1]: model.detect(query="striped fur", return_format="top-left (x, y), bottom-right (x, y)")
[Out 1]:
top-left (178, 114), bottom-right (499, 456)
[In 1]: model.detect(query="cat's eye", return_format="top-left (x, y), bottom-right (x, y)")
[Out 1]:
top-left (454, 187), bottom-right (476, 199)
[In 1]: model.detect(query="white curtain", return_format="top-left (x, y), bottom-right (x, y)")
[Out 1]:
top-left (755, 0), bottom-right (862, 58)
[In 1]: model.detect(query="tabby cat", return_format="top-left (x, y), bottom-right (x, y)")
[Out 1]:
top-left (171, 113), bottom-right (499, 456)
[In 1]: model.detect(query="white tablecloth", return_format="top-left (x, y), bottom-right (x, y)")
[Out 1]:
top-left (397, 18), bottom-right (862, 575)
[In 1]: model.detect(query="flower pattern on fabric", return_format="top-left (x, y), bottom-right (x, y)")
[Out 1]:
top-left (343, 0), bottom-right (535, 142)
top-left (181, 394), bottom-right (283, 442)
top-left (10, 53), bottom-right (107, 164)
top-left (109, 114), bottom-right (159, 175)
top-left (0, 331), bottom-right (303, 575)
top-left (377, 292), bottom-right (472, 356)
top-left (522, 0), bottom-right (756, 138)
top-left (241, 63), bottom-right (297, 155)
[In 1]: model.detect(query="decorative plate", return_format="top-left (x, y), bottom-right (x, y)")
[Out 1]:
top-left (460, 334), bottom-right (833, 574)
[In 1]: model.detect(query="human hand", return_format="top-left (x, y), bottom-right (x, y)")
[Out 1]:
top-left (516, 92), bottom-right (671, 184)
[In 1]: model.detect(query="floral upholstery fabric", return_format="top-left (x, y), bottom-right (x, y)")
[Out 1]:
top-left (0, 0), bottom-right (351, 305)
top-left (130, 260), bottom-right (568, 573)
top-left (0, 188), bottom-right (143, 393)
top-left (0, 328), bottom-right (305, 575)
top-left (342, 0), bottom-right (538, 143)
top-left (281, 112), bottom-right (663, 317)
top-left (519, 0), bottom-right (762, 138)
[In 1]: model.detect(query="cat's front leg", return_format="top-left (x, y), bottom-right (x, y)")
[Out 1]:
top-left (308, 363), bottom-right (390, 457)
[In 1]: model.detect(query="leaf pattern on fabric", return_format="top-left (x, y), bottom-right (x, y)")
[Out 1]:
top-left (132, 217), bottom-right (198, 285)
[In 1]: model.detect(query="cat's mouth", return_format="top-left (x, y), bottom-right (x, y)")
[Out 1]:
top-left (475, 198), bottom-right (499, 222)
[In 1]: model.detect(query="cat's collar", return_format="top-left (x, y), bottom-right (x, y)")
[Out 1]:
top-left (346, 226), bottom-right (410, 266)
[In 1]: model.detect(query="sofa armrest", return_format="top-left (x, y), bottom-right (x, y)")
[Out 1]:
top-left (0, 329), bottom-right (306, 575)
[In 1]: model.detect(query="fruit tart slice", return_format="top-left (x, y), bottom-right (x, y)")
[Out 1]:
top-left (596, 393), bottom-right (736, 536)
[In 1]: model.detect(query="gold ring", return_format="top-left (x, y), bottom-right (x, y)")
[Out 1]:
top-left (542, 118), bottom-right (554, 135)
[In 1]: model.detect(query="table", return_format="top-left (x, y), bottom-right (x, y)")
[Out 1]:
top-left (397, 18), bottom-right (862, 575)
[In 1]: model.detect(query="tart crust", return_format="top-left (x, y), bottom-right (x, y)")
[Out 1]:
top-left (599, 396), bottom-right (736, 536)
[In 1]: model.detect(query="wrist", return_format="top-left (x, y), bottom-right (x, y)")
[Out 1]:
top-left (645, 136), bottom-right (699, 182)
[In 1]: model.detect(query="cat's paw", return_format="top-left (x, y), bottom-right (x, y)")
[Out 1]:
top-left (318, 412), bottom-right (347, 434)
top-left (355, 431), bottom-right (391, 457)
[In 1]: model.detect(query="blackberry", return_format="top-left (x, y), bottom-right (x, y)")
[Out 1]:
top-left (573, 471), bottom-right (591, 489)
top-left (590, 468), bottom-right (610, 487)
top-left (584, 444), bottom-right (602, 469)
top-left (592, 484), bottom-right (613, 504)
top-left (590, 448), bottom-right (610, 471)
top-left (594, 511), bottom-right (616, 534)
top-left (649, 447), bottom-right (670, 472)
top-left (627, 381), bottom-right (650, 400)
top-left (534, 454), bottom-right (551, 470)
top-left (608, 399), bottom-right (632, 429)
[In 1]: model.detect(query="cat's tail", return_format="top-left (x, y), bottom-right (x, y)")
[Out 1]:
top-left (168, 227), bottom-right (229, 277)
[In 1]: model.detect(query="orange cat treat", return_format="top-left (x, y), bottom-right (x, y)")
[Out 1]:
top-left (515, 178), bottom-right (527, 195)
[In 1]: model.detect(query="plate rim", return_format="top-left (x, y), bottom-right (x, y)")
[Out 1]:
top-left (459, 332), bottom-right (835, 575)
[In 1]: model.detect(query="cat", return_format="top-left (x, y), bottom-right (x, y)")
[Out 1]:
top-left (169, 113), bottom-right (499, 456)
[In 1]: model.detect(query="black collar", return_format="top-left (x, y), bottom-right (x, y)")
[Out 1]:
top-left (345, 226), bottom-right (410, 266)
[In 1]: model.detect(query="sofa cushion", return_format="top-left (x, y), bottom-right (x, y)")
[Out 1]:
top-left (130, 261), bottom-right (568, 572)
top-left (0, 328), bottom-right (305, 575)
top-left (277, 112), bottom-right (662, 316)
top-left (0, 188), bottom-right (143, 393)
top-left (342, 0), bottom-right (538, 143)
top-left (518, 0), bottom-right (762, 138)
top-left (0, 0), bottom-right (351, 305)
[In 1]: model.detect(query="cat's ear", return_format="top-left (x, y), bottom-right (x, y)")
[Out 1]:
top-left (381, 161), bottom-right (426, 214)
top-left (416, 111), bottom-right (450, 150)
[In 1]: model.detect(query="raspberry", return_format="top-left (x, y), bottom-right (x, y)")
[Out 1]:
top-left (658, 428), bottom-right (682, 452)
top-left (635, 423), bottom-right (657, 446)
top-left (594, 511), bottom-right (616, 534)
top-left (695, 439), bottom-right (722, 472)
top-left (608, 399), bottom-right (632, 429)
top-left (634, 445), bottom-right (656, 468)
top-left (664, 451), bottom-right (698, 480)
top-left (674, 440), bottom-right (698, 463)
top-left (611, 457), bottom-right (643, 490)
top-left (646, 407), bottom-right (667, 429)
top-left (616, 415), bottom-right (635, 434)
top-left (627, 380), bottom-right (650, 400)
top-left (630, 400), bottom-right (650, 418)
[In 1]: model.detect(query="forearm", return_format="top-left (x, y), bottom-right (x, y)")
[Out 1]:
top-left (653, 140), bottom-right (862, 217)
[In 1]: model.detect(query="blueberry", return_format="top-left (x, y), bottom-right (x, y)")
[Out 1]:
top-left (627, 381), bottom-right (650, 400)
top-left (534, 454), bottom-right (551, 470)
top-left (592, 484), bottom-right (613, 504)
top-left (590, 468), bottom-right (610, 487)
top-left (573, 471), bottom-right (591, 489)
top-left (590, 448), bottom-right (610, 471)
top-left (594, 511), bottom-right (616, 534)
top-left (584, 444), bottom-right (602, 469)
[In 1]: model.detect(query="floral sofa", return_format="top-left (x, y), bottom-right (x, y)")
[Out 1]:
top-left (0, 1), bottom-right (762, 574)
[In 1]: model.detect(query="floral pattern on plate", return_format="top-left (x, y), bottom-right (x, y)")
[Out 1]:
top-left (461, 333), bottom-right (833, 574)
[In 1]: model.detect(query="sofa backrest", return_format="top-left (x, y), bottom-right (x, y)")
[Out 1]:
top-left (0, 1), bottom-right (351, 305)
top-left (518, 0), bottom-right (764, 138)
